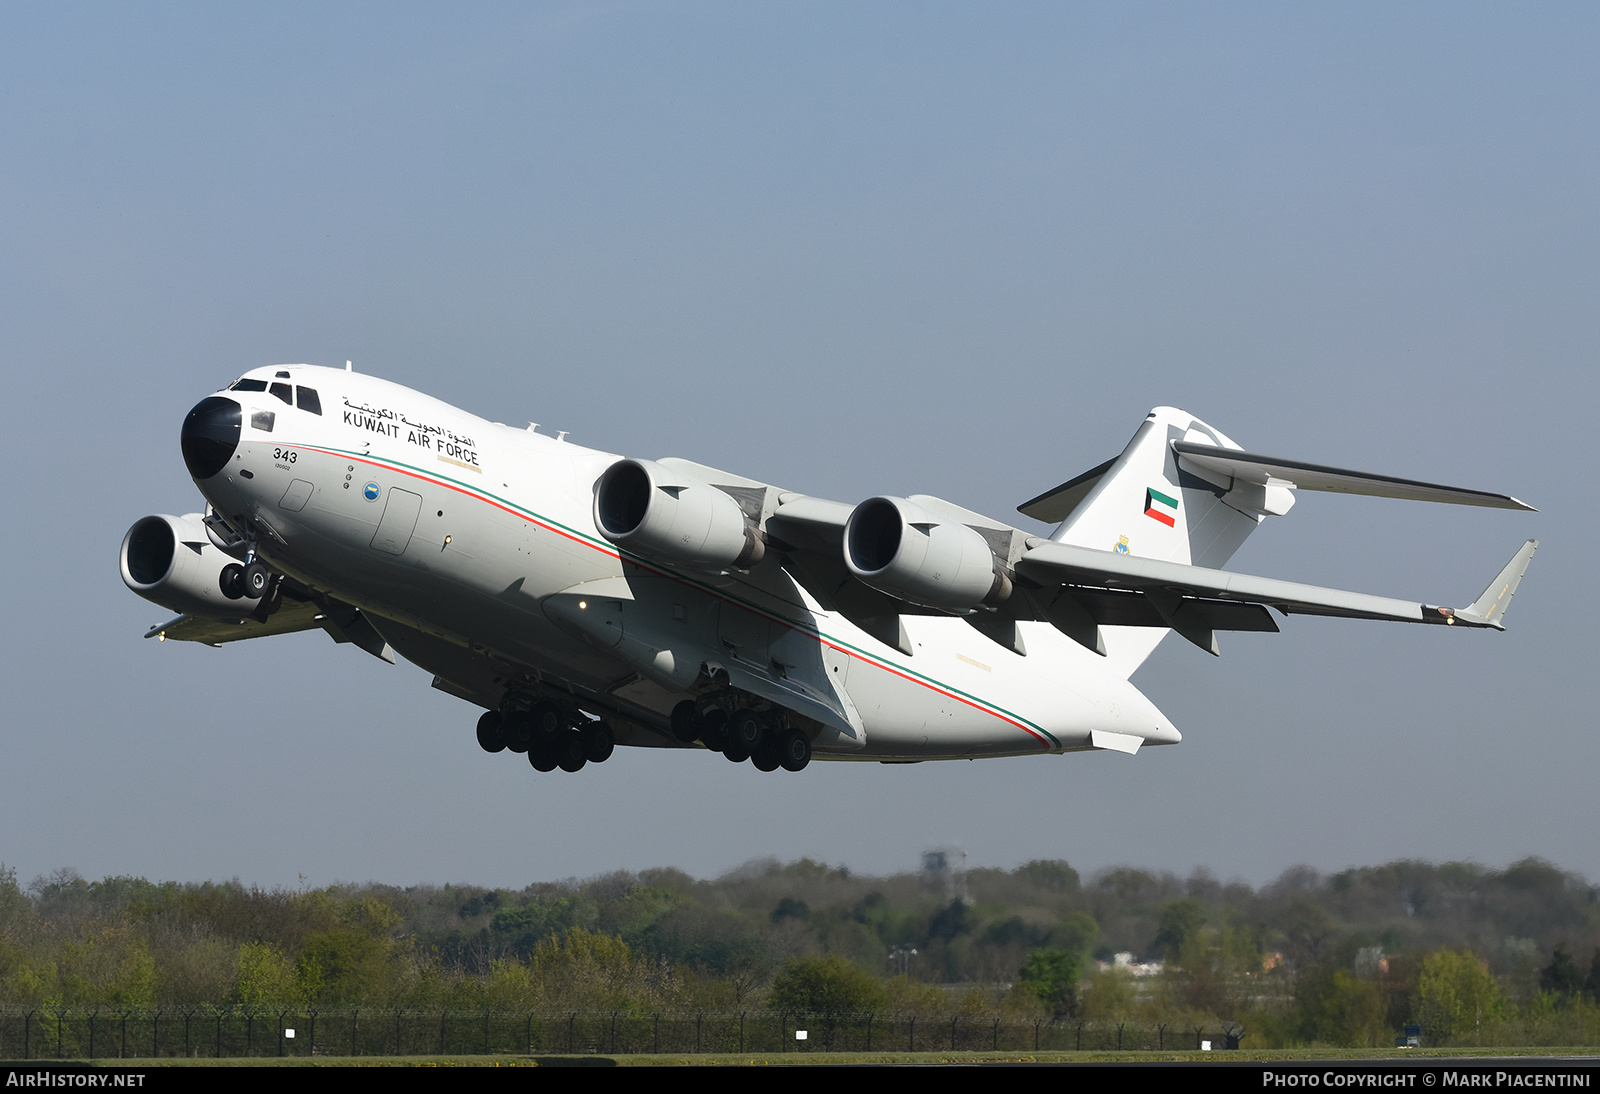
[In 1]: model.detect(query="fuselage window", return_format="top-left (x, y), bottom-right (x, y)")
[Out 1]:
top-left (269, 382), bottom-right (293, 405)
top-left (230, 378), bottom-right (268, 392)
top-left (297, 386), bottom-right (322, 415)
top-left (251, 410), bottom-right (275, 432)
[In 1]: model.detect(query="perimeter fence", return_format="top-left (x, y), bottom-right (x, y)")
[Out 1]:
top-left (0, 1007), bottom-right (1241, 1058)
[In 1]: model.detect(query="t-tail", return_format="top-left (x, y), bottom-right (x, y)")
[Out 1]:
top-left (1017, 406), bottom-right (1535, 677)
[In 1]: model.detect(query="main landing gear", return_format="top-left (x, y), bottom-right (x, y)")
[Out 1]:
top-left (672, 700), bottom-right (811, 772)
top-left (476, 703), bottom-right (613, 774)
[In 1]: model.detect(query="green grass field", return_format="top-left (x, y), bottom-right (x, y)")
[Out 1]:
top-left (16, 1046), bottom-right (1597, 1066)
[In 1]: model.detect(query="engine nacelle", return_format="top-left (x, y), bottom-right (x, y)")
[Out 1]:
top-left (844, 496), bottom-right (1010, 612)
top-left (120, 514), bottom-right (251, 617)
top-left (594, 459), bottom-right (765, 570)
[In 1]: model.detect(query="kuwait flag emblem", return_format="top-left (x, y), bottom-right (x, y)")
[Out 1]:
top-left (1144, 487), bottom-right (1179, 527)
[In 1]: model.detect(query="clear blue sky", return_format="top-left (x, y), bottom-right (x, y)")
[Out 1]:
top-left (2, 3), bottom-right (1594, 892)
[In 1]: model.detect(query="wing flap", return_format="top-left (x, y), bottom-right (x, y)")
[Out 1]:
top-left (1017, 540), bottom-right (1535, 630)
top-left (1036, 587), bottom-right (1280, 632)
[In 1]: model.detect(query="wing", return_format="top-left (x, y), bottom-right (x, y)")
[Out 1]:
top-left (765, 492), bottom-right (1536, 659)
top-left (766, 493), bottom-right (948, 655)
top-left (144, 597), bottom-right (324, 646)
top-left (624, 453), bottom-right (1536, 665)
top-left (144, 591), bottom-right (397, 663)
top-left (1013, 538), bottom-right (1539, 656)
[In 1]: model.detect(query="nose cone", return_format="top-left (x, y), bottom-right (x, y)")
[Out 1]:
top-left (180, 396), bottom-right (241, 480)
top-left (1143, 716), bottom-right (1182, 746)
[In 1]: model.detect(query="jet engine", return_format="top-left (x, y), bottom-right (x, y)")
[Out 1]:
top-left (120, 514), bottom-right (255, 617)
top-left (844, 496), bottom-right (1011, 612)
top-left (593, 458), bottom-right (764, 570)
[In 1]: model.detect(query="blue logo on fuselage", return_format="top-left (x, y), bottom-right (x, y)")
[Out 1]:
top-left (364, 482), bottom-right (380, 501)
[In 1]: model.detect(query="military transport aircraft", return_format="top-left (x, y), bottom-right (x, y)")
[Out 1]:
top-left (121, 364), bottom-right (1538, 774)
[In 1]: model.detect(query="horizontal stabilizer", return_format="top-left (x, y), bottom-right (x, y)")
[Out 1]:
top-left (1017, 458), bottom-right (1116, 522)
top-left (1171, 442), bottom-right (1536, 511)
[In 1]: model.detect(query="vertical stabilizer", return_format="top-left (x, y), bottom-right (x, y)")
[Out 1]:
top-left (1051, 407), bottom-right (1281, 674)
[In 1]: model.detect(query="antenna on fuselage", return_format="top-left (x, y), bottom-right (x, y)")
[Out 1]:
top-left (346, 360), bottom-right (353, 372)
top-left (526, 422), bottom-right (539, 433)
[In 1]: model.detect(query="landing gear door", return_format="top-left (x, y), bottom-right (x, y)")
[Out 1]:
top-left (816, 638), bottom-right (865, 749)
top-left (371, 488), bottom-right (423, 555)
top-left (715, 601), bottom-right (773, 669)
top-left (765, 624), bottom-right (866, 750)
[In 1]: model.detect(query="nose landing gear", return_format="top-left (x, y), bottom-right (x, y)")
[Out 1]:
top-left (218, 561), bottom-right (272, 600)
top-left (241, 562), bottom-right (271, 598)
top-left (214, 526), bottom-right (280, 624)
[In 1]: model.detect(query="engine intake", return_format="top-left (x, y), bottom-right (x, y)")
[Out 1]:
top-left (844, 496), bottom-right (1010, 611)
top-left (120, 514), bottom-right (253, 617)
top-left (594, 459), bottom-right (764, 570)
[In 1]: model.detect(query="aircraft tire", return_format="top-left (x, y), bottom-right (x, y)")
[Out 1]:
top-left (582, 722), bottom-right (615, 763)
top-left (476, 711), bottom-right (506, 753)
top-left (218, 563), bottom-right (246, 600)
top-left (777, 728), bottom-right (811, 772)
top-left (556, 733), bottom-right (588, 773)
top-left (503, 711), bottom-right (533, 754)
top-left (670, 700), bottom-right (701, 743)
top-left (241, 562), bottom-right (270, 599)
top-left (727, 709), bottom-right (764, 753)
top-left (751, 739), bottom-right (781, 772)
top-left (722, 734), bottom-right (751, 763)
top-left (528, 739), bottom-right (559, 772)
top-left (698, 708), bottom-right (729, 753)
top-left (531, 702), bottom-right (564, 739)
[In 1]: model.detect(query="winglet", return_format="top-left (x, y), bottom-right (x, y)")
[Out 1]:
top-left (1455, 540), bottom-right (1539, 629)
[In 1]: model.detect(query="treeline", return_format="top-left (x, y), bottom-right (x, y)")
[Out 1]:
top-left (2, 856), bottom-right (1599, 1048)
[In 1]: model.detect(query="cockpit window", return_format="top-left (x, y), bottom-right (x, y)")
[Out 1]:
top-left (230, 378), bottom-right (269, 392)
top-left (251, 410), bottom-right (275, 432)
top-left (297, 386), bottom-right (322, 415)
top-left (269, 382), bottom-right (293, 405)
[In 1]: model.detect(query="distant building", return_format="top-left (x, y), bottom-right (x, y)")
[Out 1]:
top-left (1097, 951), bottom-right (1164, 977)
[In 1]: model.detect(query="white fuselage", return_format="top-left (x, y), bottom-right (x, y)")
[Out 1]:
top-left (193, 365), bottom-right (1179, 761)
